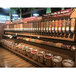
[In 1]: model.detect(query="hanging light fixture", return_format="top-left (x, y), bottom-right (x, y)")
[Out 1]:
top-left (33, 13), bottom-right (39, 17)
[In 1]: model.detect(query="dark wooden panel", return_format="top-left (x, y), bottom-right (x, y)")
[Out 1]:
top-left (0, 23), bottom-right (4, 39)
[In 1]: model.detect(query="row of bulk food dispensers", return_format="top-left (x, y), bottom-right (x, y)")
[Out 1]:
top-left (4, 8), bottom-right (76, 41)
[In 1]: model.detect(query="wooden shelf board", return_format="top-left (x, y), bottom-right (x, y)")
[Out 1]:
top-left (5, 32), bottom-right (74, 41)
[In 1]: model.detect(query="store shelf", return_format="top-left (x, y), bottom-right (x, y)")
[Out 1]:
top-left (2, 44), bottom-right (45, 67)
top-left (1, 38), bottom-right (75, 67)
top-left (5, 32), bottom-right (75, 41)
top-left (4, 34), bottom-right (74, 52)
top-left (4, 38), bottom-right (74, 59)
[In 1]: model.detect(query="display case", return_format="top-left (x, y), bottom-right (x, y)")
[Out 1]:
top-left (2, 8), bottom-right (76, 67)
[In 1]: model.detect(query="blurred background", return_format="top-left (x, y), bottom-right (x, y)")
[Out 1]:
top-left (0, 8), bottom-right (70, 23)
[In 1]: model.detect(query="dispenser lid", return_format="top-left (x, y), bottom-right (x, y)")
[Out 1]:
top-left (52, 56), bottom-right (62, 62)
top-left (62, 59), bottom-right (74, 67)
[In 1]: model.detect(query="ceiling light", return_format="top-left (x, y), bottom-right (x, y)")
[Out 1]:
top-left (33, 13), bottom-right (39, 17)
top-left (12, 14), bottom-right (18, 16)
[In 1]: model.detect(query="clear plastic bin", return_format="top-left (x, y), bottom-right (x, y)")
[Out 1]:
top-left (26, 48), bottom-right (33, 58)
top-left (37, 51), bottom-right (45, 63)
top-left (21, 46), bottom-right (28, 55)
top-left (62, 59), bottom-right (74, 67)
top-left (52, 56), bottom-right (62, 67)
top-left (31, 49), bottom-right (38, 60)
top-left (44, 53), bottom-right (53, 67)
